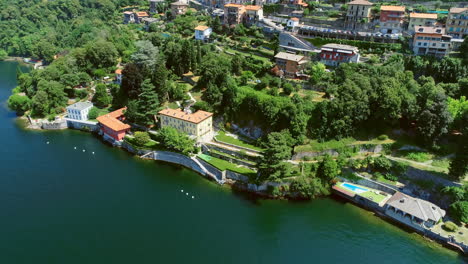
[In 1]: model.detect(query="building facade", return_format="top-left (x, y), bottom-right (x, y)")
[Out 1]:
top-left (171, 2), bottom-right (189, 18)
top-left (344, 0), bottom-right (373, 30)
top-left (408, 13), bottom-right (437, 33)
top-left (66, 102), bottom-right (93, 121)
top-left (195, 25), bottom-right (212, 42)
top-left (96, 108), bottom-right (131, 142)
top-left (320, 44), bottom-right (360, 66)
top-left (224, 4), bottom-right (245, 26)
top-left (413, 26), bottom-right (452, 57)
top-left (244, 5), bottom-right (263, 25)
top-left (115, 69), bottom-right (123, 84)
top-left (287, 17), bottom-right (299, 29)
top-left (379, 5), bottom-right (406, 34)
top-left (274, 52), bottom-right (308, 78)
top-left (446, 7), bottom-right (468, 39)
top-left (158, 109), bottom-right (214, 142)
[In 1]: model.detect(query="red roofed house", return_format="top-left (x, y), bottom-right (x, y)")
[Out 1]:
top-left (97, 108), bottom-right (131, 142)
top-left (379, 5), bottom-right (406, 34)
top-left (157, 108), bottom-right (213, 142)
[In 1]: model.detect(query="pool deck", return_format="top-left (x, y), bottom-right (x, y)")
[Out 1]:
top-left (334, 182), bottom-right (391, 205)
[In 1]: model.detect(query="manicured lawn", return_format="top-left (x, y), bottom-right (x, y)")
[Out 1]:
top-left (209, 149), bottom-right (256, 165)
top-left (294, 136), bottom-right (395, 154)
top-left (88, 107), bottom-right (110, 122)
top-left (399, 151), bottom-right (433, 162)
top-left (431, 159), bottom-right (451, 170)
top-left (215, 130), bottom-right (264, 152)
top-left (198, 154), bottom-right (257, 176)
top-left (359, 191), bottom-right (388, 204)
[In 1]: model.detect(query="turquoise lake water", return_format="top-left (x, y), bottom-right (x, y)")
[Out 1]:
top-left (0, 61), bottom-right (464, 263)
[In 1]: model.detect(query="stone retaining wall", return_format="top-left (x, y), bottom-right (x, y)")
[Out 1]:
top-left (293, 144), bottom-right (384, 160)
top-left (196, 158), bottom-right (224, 181)
top-left (41, 119), bottom-right (67, 130)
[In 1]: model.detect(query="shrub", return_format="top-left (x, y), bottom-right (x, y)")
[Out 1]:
top-left (134, 131), bottom-right (151, 146)
top-left (449, 201), bottom-right (468, 223)
top-left (404, 151), bottom-right (431, 162)
top-left (75, 89), bottom-right (88, 99)
top-left (377, 134), bottom-right (388, 140)
top-left (373, 156), bottom-right (392, 172)
top-left (442, 221), bottom-right (458, 232)
top-left (383, 173), bottom-right (398, 182)
top-left (88, 107), bottom-right (99, 120)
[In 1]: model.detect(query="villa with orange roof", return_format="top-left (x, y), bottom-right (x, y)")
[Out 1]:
top-left (171, 1), bottom-right (188, 18)
top-left (97, 108), bottom-right (131, 142)
top-left (157, 109), bottom-right (214, 142)
top-left (194, 25), bottom-right (212, 42)
top-left (379, 5), bottom-right (406, 34)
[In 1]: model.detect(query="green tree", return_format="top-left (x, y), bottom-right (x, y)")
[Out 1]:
top-left (0, 49), bottom-right (7, 60)
top-left (449, 134), bottom-right (468, 182)
top-left (8, 94), bottom-right (31, 114)
top-left (88, 107), bottom-right (100, 120)
top-left (92, 83), bottom-right (111, 108)
top-left (137, 79), bottom-right (160, 125)
top-left (316, 155), bottom-right (340, 181)
top-left (134, 131), bottom-right (151, 146)
top-left (449, 201), bottom-right (468, 223)
top-left (258, 130), bottom-right (294, 180)
top-left (85, 40), bottom-right (118, 69)
top-left (156, 127), bottom-right (195, 155)
top-left (31, 90), bottom-right (49, 117)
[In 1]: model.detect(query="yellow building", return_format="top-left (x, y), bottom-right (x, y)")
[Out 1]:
top-left (157, 108), bottom-right (214, 142)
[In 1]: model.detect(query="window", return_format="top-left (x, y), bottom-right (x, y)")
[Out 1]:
top-left (432, 43), bottom-right (436, 47)
top-left (423, 43), bottom-right (427, 46)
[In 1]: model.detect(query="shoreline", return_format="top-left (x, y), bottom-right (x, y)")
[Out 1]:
top-left (16, 118), bottom-right (468, 256)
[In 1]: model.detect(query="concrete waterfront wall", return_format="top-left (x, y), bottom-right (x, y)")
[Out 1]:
top-left (41, 119), bottom-right (67, 130)
top-left (66, 119), bottom-right (99, 132)
top-left (226, 170), bottom-right (249, 183)
top-left (353, 175), bottom-right (398, 195)
top-left (196, 158), bottom-right (224, 181)
top-left (151, 151), bottom-right (206, 176)
top-left (212, 138), bottom-right (262, 154)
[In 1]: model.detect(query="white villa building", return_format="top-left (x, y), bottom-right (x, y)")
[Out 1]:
top-left (66, 102), bottom-right (93, 121)
top-left (194, 25), bottom-right (212, 42)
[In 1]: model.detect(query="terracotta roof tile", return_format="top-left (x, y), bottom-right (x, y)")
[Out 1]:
top-left (380, 5), bottom-right (406, 12)
top-left (450, 7), bottom-right (468, 14)
top-left (158, 109), bottom-right (213, 124)
top-left (136, 11), bottom-right (149, 17)
top-left (97, 108), bottom-right (131, 131)
top-left (224, 3), bottom-right (243, 8)
top-left (409, 12), bottom-right (437, 19)
top-left (348, 0), bottom-right (373, 6)
top-left (245, 5), bottom-right (262, 11)
top-left (195, 25), bottom-right (210, 31)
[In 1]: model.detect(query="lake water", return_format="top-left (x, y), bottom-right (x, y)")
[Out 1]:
top-left (0, 61), bottom-right (463, 263)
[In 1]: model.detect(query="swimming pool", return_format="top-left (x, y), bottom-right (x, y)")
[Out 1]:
top-left (341, 183), bottom-right (369, 194)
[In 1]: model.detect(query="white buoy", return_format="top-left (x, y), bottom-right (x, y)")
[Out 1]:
top-left (82, 149), bottom-right (85, 152)
top-left (92, 152), bottom-right (95, 155)
top-left (186, 193), bottom-right (188, 195)
top-left (181, 190), bottom-right (183, 192)
top-left (74, 147), bottom-right (76, 149)
top-left (46, 141), bottom-right (49, 144)
top-left (192, 196), bottom-right (194, 199)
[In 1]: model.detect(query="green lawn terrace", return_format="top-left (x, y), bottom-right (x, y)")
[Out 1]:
top-left (214, 130), bottom-right (264, 152)
top-left (198, 153), bottom-right (257, 179)
top-left (333, 181), bottom-right (392, 207)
